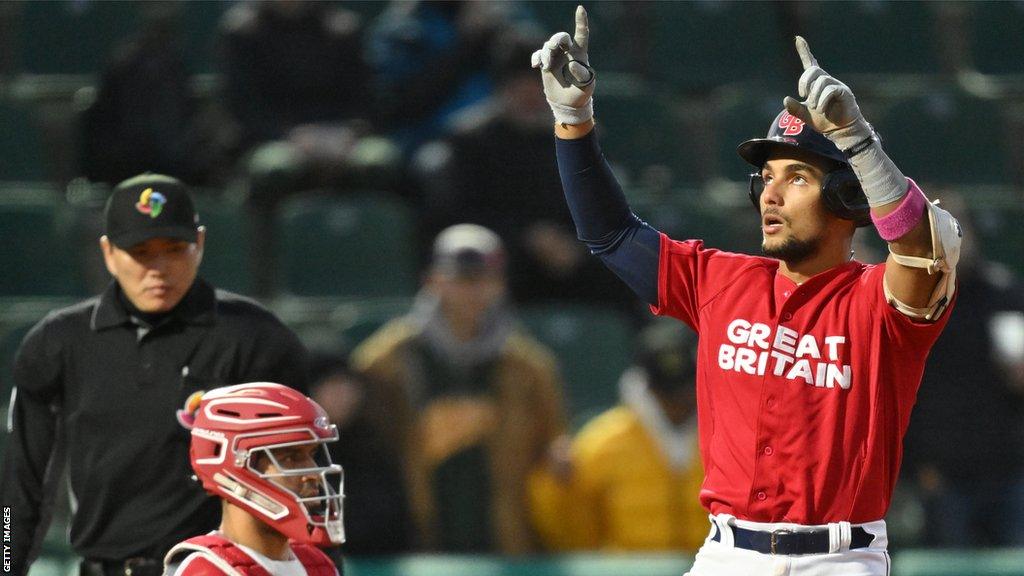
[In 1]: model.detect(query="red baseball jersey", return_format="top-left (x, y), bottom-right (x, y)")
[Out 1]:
top-left (652, 236), bottom-right (953, 524)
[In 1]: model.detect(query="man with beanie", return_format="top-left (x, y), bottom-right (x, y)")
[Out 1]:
top-left (351, 223), bottom-right (568, 554)
top-left (1, 174), bottom-right (309, 576)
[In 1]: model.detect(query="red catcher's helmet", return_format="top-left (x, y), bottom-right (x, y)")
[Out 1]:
top-left (181, 382), bottom-right (345, 546)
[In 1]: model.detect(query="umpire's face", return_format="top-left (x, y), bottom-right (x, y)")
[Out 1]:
top-left (100, 229), bottom-right (205, 313)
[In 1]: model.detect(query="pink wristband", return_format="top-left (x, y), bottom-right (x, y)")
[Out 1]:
top-left (871, 179), bottom-right (927, 241)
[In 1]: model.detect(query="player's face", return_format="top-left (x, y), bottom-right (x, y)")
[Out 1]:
top-left (758, 153), bottom-right (833, 263)
top-left (100, 230), bottom-right (204, 313)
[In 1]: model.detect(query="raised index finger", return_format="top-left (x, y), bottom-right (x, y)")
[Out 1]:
top-left (794, 36), bottom-right (818, 70)
top-left (574, 5), bottom-right (589, 50)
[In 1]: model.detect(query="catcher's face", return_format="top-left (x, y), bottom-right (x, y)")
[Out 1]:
top-left (758, 151), bottom-right (836, 264)
top-left (258, 445), bottom-right (321, 499)
top-left (100, 231), bottom-right (204, 313)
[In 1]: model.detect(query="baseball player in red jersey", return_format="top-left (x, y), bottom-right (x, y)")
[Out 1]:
top-left (164, 383), bottom-right (344, 576)
top-left (532, 6), bottom-right (962, 575)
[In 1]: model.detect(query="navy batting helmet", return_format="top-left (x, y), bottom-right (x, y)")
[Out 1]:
top-left (737, 110), bottom-right (871, 227)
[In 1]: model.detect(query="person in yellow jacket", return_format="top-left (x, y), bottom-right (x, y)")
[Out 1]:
top-left (530, 319), bottom-right (706, 552)
top-left (352, 224), bottom-right (568, 554)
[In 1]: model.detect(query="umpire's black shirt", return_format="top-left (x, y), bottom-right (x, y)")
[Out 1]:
top-left (1, 278), bottom-right (308, 574)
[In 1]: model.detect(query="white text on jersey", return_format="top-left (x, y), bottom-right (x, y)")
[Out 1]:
top-left (717, 318), bottom-right (853, 390)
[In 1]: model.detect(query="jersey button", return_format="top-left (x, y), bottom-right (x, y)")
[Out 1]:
top-left (782, 312), bottom-right (793, 321)
top-left (756, 491), bottom-right (767, 501)
top-left (765, 397), bottom-right (775, 408)
top-left (763, 446), bottom-right (774, 456)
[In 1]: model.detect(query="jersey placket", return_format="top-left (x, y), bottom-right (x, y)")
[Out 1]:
top-left (748, 277), bottom-right (802, 517)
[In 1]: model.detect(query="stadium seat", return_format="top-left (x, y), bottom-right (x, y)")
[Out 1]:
top-left (797, 1), bottom-right (942, 75)
top-left (519, 303), bottom-right (636, 427)
top-left (967, 2), bottom-right (1024, 75)
top-left (648, 1), bottom-right (790, 91)
top-left (874, 91), bottom-right (1012, 185)
top-left (331, 297), bottom-right (414, 352)
top-left (527, 0), bottom-right (643, 75)
top-left (633, 191), bottom-right (762, 255)
top-left (275, 193), bottom-right (418, 298)
top-left (0, 187), bottom-right (86, 296)
top-left (178, 2), bottom-right (232, 74)
top-left (16, 1), bottom-right (140, 74)
top-left (597, 86), bottom-right (705, 184)
top-left (192, 194), bottom-right (253, 295)
top-left (270, 296), bottom-right (413, 354)
top-left (530, 1), bottom-right (790, 92)
top-left (972, 204), bottom-right (1024, 278)
top-left (0, 98), bottom-right (48, 180)
top-left (16, 1), bottom-right (228, 76)
top-left (713, 84), bottom-right (794, 180)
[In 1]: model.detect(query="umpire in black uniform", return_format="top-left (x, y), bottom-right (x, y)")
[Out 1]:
top-left (0, 174), bottom-right (309, 576)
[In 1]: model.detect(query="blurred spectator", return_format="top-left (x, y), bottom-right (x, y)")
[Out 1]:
top-left (413, 28), bottom-right (638, 316)
top-left (529, 319), bottom-right (706, 552)
top-left (366, 0), bottom-right (528, 155)
top-left (307, 351), bottom-right (414, 558)
top-left (350, 224), bottom-right (568, 553)
top-left (80, 3), bottom-right (232, 186)
top-left (904, 200), bottom-right (1024, 547)
top-left (220, 0), bottom-right (369, 151)
top-left (218, 0), bottom-right (399, 295)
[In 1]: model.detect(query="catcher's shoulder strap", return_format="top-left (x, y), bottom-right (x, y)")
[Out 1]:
top-left (164, 535), bottom-right (270, 576)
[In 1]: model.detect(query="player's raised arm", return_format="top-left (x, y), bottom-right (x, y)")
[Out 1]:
top-left (783, 37), bottom-right (961, 321)
top-left (531, 5), bottom-right (661, 306)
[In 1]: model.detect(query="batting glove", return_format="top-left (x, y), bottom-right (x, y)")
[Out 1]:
top-left (782, 36), bottom-right (873, 152)
top-left (531, 5), bottom-right (596, 125)
top-left (784, 36), bottom-right (908, 207)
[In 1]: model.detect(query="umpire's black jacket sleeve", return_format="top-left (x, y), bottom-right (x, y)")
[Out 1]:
top-left (2, 313), bottom-right (66, 575)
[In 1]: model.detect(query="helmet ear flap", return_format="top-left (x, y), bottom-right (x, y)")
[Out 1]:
top-left (821, 168), bottom-right (871, 227)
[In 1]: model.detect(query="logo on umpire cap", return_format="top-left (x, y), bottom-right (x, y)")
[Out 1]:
top-left (778, 112), bottom-right (805, 136)
top-left (135, 188), bottom-right (167, 219)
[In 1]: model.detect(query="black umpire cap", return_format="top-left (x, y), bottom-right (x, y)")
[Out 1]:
top-left (104, 173), bottom-right (200, 248)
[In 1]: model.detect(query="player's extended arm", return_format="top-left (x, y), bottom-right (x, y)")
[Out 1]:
top-left (532, 6), bottom-right (661, 306)
top-left (784, 37), bottom-right (961, 321)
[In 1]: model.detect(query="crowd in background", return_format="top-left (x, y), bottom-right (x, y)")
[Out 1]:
top-left (0, 0), bottom-right (1022, 564)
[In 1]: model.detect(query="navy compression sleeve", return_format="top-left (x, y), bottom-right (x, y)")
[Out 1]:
top-left (555, 131), bottom-right (661, 305)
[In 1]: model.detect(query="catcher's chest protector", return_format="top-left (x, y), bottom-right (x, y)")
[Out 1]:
top-left (166, 534), bottom-right (336, 576)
